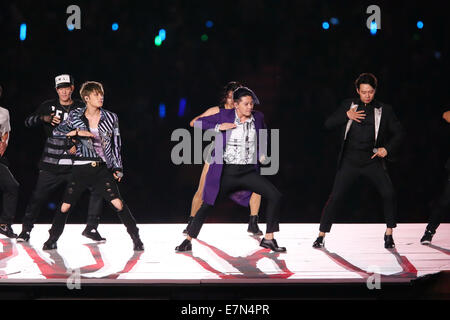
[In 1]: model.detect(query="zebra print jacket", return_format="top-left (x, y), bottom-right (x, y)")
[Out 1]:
top-left (53, 107), bottom-right (123, 172)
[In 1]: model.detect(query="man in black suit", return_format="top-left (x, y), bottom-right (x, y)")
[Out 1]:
top-left (313, 73), bottom-right (405, 249)
top-left (420, 110), bottom-right (450, 244)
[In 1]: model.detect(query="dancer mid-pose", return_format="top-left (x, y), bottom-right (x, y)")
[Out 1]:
top-left (313, 73), bottom-right (404, 249)
top-left (17, 75), bottom-right (104, 243)
top-left (0, 85), bottom-right (20, 238)
top-left (176, 87), bottom-right (285, 253)
top-left (42, 81), bottom-right (143, 251)
top-left (184, 81), bottom-right (263, 236)
top-left (420, 110), bottom-right (450, 244)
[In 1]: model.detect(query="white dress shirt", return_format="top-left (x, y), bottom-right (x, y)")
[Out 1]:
top-left (223, 111), bottom-right (257, 164)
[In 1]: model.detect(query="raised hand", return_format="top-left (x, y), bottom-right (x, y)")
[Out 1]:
top-left (41, 113), bottom-right (55, 124)
top-left (346, 108), bottom-right (366, 123)
top-left (219, 123), bottom-right (237, 131)
top-left (51, 115), bottom-right (61, 126)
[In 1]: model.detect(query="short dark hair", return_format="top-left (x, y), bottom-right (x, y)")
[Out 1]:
top-left (233, 86), bottom-right (260, 105)
top-left (219, 81), bottom-right (242, 107)
top-left (355, 73), bottom-right (378, 90)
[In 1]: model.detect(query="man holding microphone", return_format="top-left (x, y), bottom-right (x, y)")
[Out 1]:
top-left (17, 75), bottom-right (105, 243)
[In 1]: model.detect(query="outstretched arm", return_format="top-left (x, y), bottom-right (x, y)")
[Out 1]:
top-left (25, 102), bottom-right (61, 128)
top-left (189, 106), bottom-right (220, 127)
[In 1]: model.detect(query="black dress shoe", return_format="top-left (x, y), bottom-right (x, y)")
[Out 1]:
top-left (182, 216), bottom-right (194, 235)
top-left (130, 233), bottom-right (144, 251)
top-left (384, 233), bottom-right (395, 248)
top-left (82, 227), bottom-right (106, 242)
top-left (420, 230), bottom-right (434, 245)
top-left (260, 238), bottom-right (286, 252)
top-left (43, 238), bottom-right (58, 250)
top-left (247, 215), bottom-right (263, 236)
top-left (17, 230), bottom-right (31, 242)
top-left (175, 239), bottom-right (192, 252)
top-left (0, 224), bottom-right (17, 238)
top-left (312, 236), bottom-right (325, 248)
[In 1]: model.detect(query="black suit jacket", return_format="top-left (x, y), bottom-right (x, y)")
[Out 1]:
top-left (325, 98), bottom-right (405, 169)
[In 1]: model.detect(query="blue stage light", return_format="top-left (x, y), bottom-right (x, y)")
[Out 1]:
top-left (370, 21), bottom-right (377, 35)
top-left (159, 103), bottom-right (166, 118)
top-left (67, 24), bottom-right (75, 31)
top-left (330, 17), bottom-right (339, 25)
top-left (178, 98), bottom-right (187, 117)
top-left (159, 29), bottom-right (166, 41)
top-left (206, 20), bottom-right (214, 28)
top-left (112, 23), bottom-right (119, 31)
top-left (322, 22), bottom-right (330, 30)
top-left (19, 23), bottom-right (27, 40)
top-left (417, 21), bottom-right (424, 29)
top-left (48, 202), bottom-right (56, 210)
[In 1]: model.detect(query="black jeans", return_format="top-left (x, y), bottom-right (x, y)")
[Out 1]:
top-left (319, 158), bottom-right (397, 233)
top-left (22, 169), bottom-right (103, 231)
top-left (48, 163), bottom-right (138, 240)
top-left (187, 164), bottom-right (282, 238)
top-left (0, 163), bottom-right (20, 224)
top-left (426, 175), bottom-right (450, 233)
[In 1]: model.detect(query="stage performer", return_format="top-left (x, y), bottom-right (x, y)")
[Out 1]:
top-left (42, 81), bottom-right (143, 251)
top-left (183, 81), bottom-right (263, 236)
top-left (0, 85), bottom-right (20, 238)
top-left (420, 110), bottom-right (450, 244)
top-left (312, 73), bottom-right (404, 249)
top-left (175, 87), bottom-right (286, 253)
top-left (17, 75), bottom-right (104, 243)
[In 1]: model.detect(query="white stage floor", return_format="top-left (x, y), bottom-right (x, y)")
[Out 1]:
top-left (1, 223), bottom-right (449, 285)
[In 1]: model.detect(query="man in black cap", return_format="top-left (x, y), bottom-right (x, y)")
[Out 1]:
top-left (0, 84), bottom-right (20, 238)
top-left (16, 75), bottom-right (105, 243)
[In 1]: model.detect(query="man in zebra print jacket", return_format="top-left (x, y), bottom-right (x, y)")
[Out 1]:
top-left (42, 81), bottom-right (143, 251)
top-left (17, 74), bottom-right (104, 244)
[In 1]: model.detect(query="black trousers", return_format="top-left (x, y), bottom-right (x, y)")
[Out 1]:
top-left (22, 169), bottom-right (103, 231)
top-left (426, 175), bottom-right (450, 233)
top-left (48, 163), bottom-right (138, 240)
top-left (0, 163), bottom-right (20, 224)
top-left (187, 164), bottom-right (282, 238)
top-left (319, 158), bottom-right (397, 233)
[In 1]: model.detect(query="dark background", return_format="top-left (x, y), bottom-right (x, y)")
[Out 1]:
top-left (0, 0), bottom-right (448, 226)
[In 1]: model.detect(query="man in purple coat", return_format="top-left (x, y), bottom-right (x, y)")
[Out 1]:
top-left (175, 87), bottom-right (286, 252)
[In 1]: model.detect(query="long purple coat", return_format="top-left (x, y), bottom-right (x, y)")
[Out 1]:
top-left (194, 108), bottom-right (267, 206)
